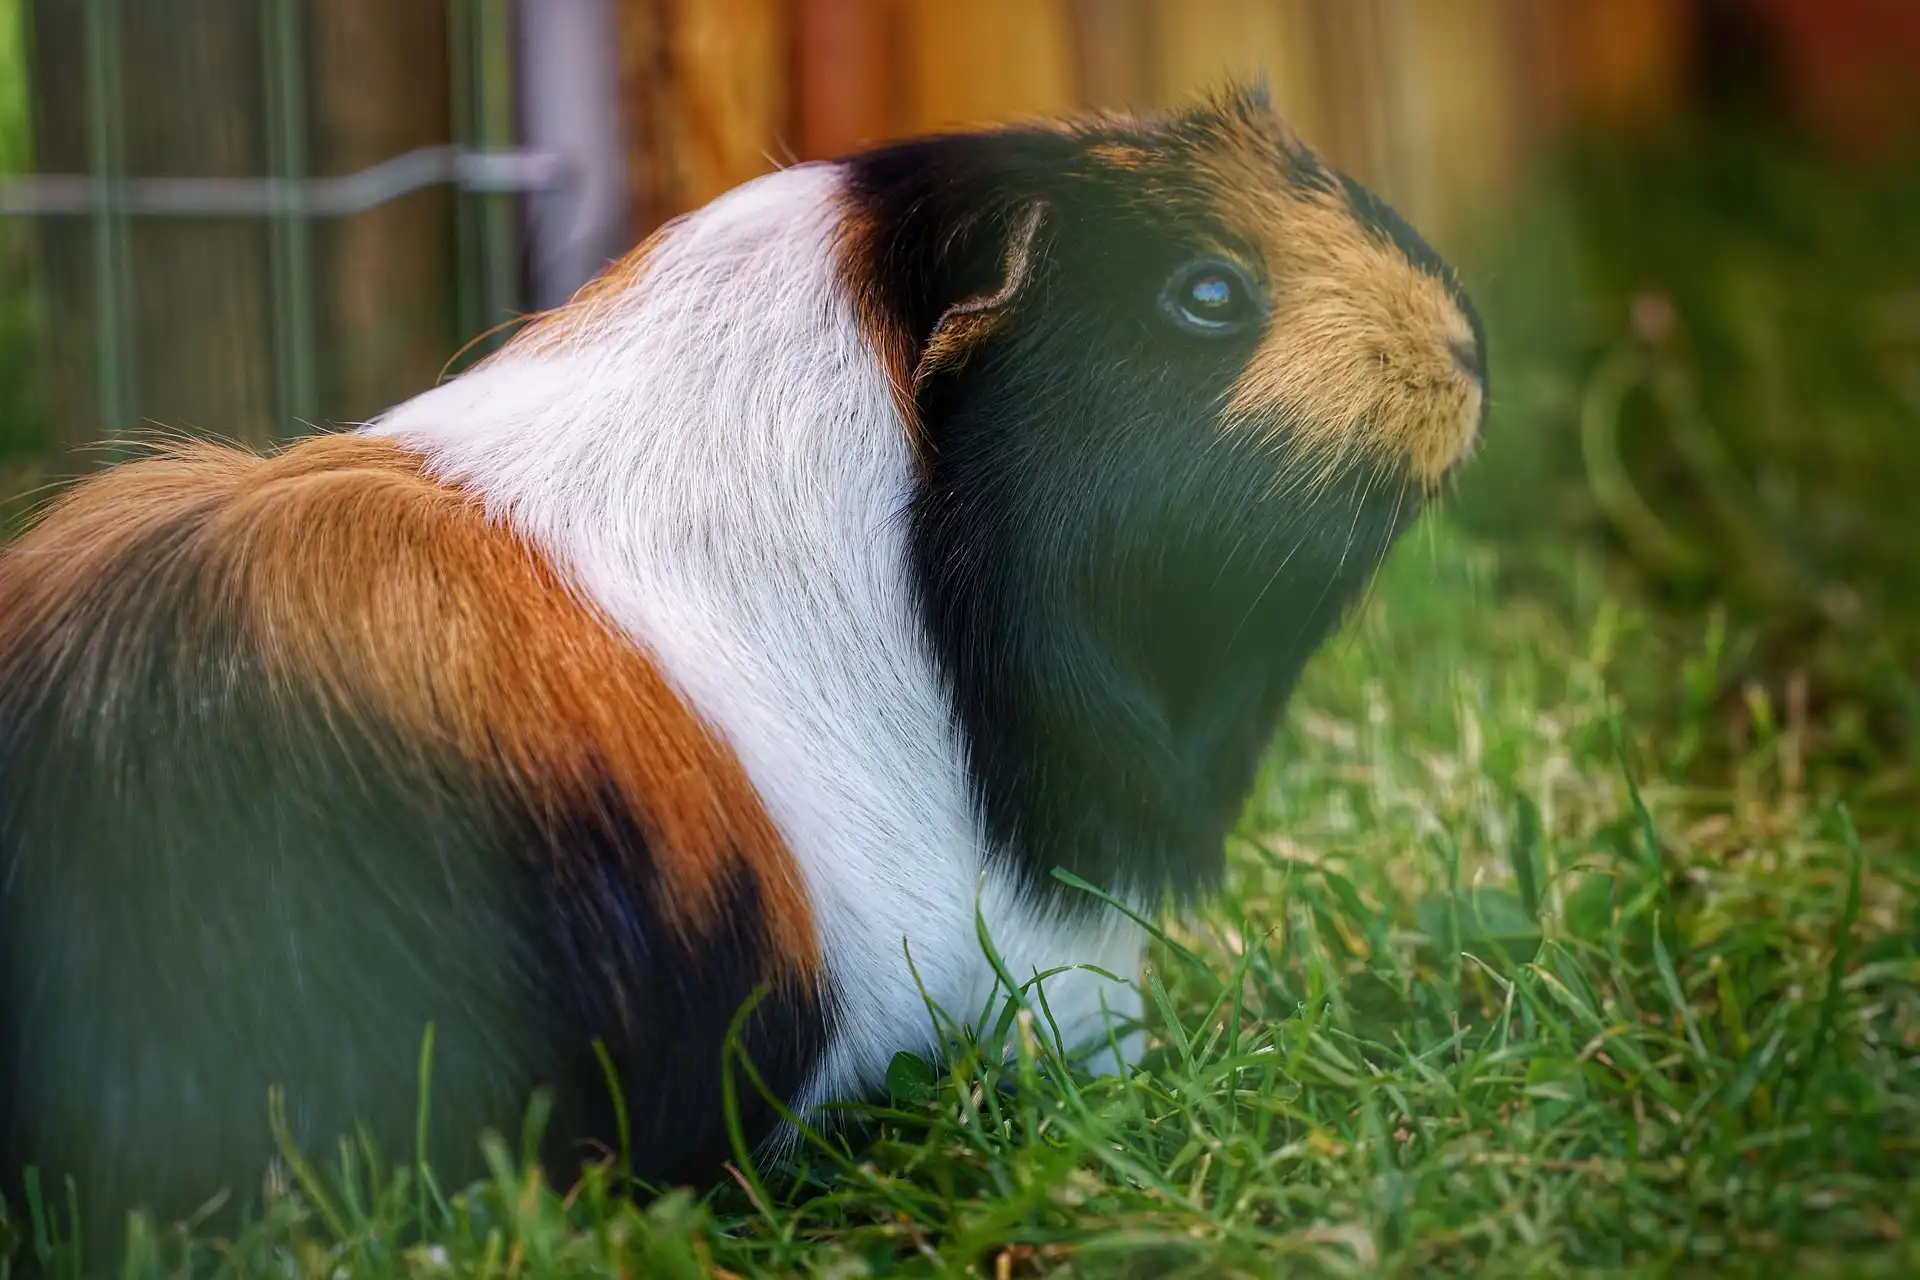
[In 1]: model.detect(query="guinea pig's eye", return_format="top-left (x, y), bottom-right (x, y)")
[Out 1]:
top-left (1159, 258), bottom-right (1263, 338)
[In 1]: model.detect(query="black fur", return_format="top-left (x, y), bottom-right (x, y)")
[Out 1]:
top-left (0, 508), bottom-right (826, 1251)
top-left (846, 118), bottom-right (1461, 904)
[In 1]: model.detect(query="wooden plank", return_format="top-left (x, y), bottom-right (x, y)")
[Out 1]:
top-left (1377, 0), bottom-right (1525, 249)
top-left (1534, 0), bottom-right (1691, 130)
top-left (615, 0), bottom-right (676, 233)
top-left (616, 0), bottom-right (790, 234)
top-left (307, 0), bottom-right (456, 427)
top-left (792, 0), bottom-right (897, 159)
top-left (1067, 0), bottom-right (1155, 110)
top-left (618, 0), bottom-right (1708, 269)
top-left (672, 0), bottom-right (790, 207)
top-left (1150, 0), bottom-right (1323, 142)
top-left (1299, 0), bottom-right (1397, 189)
top-left (898, 0), bottom-right (1078, 132)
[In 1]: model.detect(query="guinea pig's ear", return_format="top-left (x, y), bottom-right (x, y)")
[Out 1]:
top-left (912, 201), bottom-right (1049, 396)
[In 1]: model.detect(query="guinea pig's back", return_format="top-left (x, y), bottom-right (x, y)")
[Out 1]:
top-left (0, 434), bottom-right (827, 1244)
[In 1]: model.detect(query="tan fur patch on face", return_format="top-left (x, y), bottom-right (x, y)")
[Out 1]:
top-left (833, 197), bottom-right (927, 459)
top-left (1126, 103), bottom-right (1483, 492)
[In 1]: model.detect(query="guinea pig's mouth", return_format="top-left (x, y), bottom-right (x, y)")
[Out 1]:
top-left (1238, 313), bottom-right (1489, 497)
top-left (1237, 404), bottom-right (1457, 508)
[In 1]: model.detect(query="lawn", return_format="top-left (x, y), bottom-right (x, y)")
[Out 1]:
top-left (3, 118), bottom-right (1918, 1277)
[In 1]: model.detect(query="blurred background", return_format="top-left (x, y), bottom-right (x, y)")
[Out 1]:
top-left (0, 0), bottom-right (1916, 777)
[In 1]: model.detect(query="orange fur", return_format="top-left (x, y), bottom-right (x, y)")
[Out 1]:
top-left (0, 434), bottom-right (818, 972)
top-left (834, 197), bottom-right (932, 463)
top-left (509, 236), bottom-right (661, 355)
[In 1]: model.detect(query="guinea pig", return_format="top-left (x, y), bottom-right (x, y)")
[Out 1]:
top-left (0, 85), bottom-right (1484, 1243)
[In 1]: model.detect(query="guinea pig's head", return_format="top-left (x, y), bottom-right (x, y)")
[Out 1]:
top-left (840, 86), bottom-right (1487, 900)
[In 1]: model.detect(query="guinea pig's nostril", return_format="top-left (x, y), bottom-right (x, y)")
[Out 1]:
top-left (1450, 338), bottom-right (1486, 387)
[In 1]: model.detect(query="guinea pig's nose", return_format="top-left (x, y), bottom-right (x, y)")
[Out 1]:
top-left (1449, 337), bottom-right (1486, 389)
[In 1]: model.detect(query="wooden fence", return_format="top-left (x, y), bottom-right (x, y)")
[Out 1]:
top-left (618, 0), bottom-right (1700, 255)
top-left (8, 0), bottom-right (1917, 457)
top-left (619, 0), bottom-right (1920, 249)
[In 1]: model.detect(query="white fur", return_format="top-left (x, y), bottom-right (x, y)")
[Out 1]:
top-left (369, 163), bottom-right (1145, 1112)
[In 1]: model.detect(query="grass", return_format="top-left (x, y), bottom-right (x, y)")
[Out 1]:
top-left (2, 116), bottom-right (1918, 1276)
top-left (11, 523), bottom-right (1911, 1279)
top-left (1456, 116), bottom-right (1920, 747)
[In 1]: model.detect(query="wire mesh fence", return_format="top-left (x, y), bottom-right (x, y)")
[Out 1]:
top-left (0, 0), bottom-right (608, 468)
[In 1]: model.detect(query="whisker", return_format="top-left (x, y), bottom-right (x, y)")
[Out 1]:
top-left (1338, 476), bottom-right (1410, 657)
top-left (1270, 464), bottom-right (1377, 662)
top-left (1226, 522), bottom-right (1307, 651)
